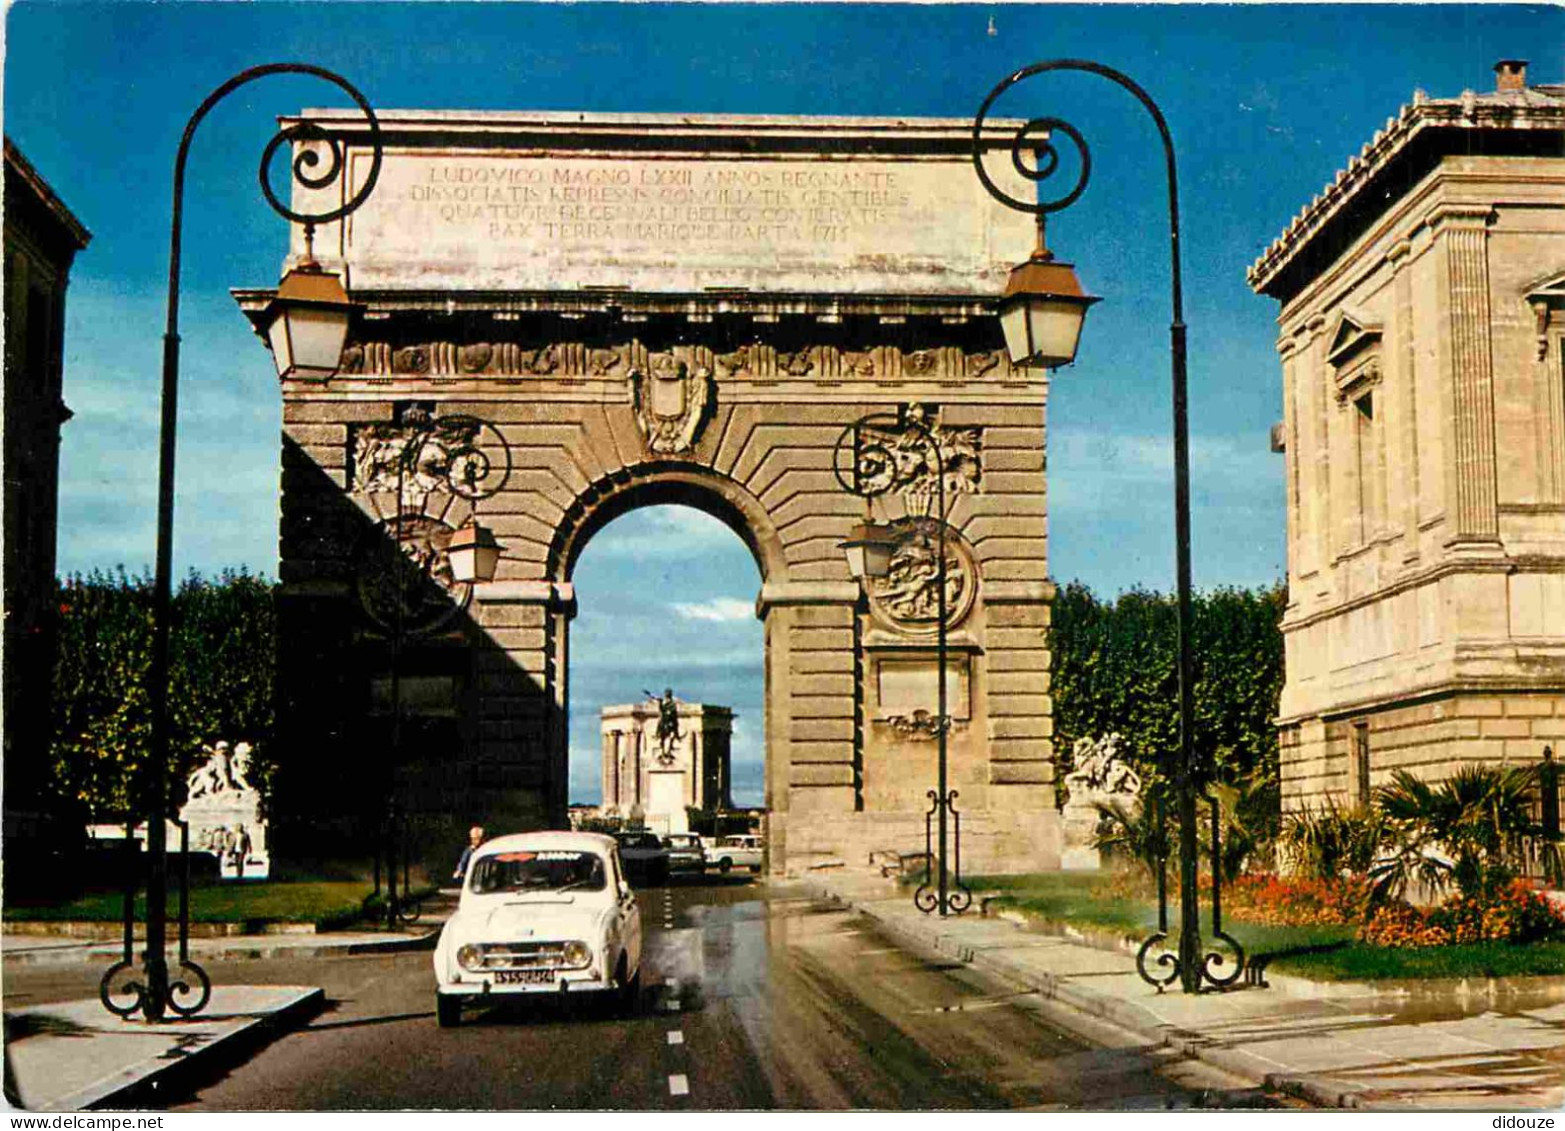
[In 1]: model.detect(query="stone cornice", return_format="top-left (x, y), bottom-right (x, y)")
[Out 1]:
top-left (756, 581), bottom-right (859, 612)
top-left (1279, 552), bottom-right (1560, 634)
top-left (1248, 85), bottom-right (1565, 298)
top-left (4, 139), bottom-right (91, 252)
top-left (1277, 674), bottom-right (1565, 728)
top-left (475, 580), bottom-right (577, 612)
top-left (234, 287), bottom-right (1007, 325)
top-left (982, 580), bottom-right (1058, 604)
top-left (286, 108), bottom-right (1025, 158)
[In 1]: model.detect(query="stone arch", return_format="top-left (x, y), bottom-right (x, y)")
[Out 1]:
top-left (548, 461), bottom-right (787, 587)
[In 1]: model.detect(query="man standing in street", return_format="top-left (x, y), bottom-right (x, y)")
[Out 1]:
top-left (452, 825), bottom-right (485, 885)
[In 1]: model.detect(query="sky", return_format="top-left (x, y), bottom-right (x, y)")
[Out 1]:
top-left (6, 1), bottom-right (1561, 805)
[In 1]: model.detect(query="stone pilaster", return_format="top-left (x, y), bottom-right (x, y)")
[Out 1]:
top-left (1436, 204), bottom-right (1501, 544)
top-left (1390, 238), bottom-right (1421, 560)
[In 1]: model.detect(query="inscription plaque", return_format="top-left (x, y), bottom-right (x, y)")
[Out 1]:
top-left (291, 113), bottom-right (1036, 294)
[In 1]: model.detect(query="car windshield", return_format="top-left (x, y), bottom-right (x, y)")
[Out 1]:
top-left (469, 849), bottom-right (606, 894)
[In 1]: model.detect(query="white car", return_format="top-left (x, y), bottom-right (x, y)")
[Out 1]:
top-left (433, 831), bottom-right (643, 1027)
top-left (705, 834), bottom-right (764, 874)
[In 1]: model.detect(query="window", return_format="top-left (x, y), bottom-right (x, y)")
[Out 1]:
top-left (1353, 390), bottom-right (1386, 542)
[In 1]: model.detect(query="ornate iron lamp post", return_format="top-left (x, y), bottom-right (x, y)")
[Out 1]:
top-left (370, 408), bottom-right (508, 928)
top-left (971, 59), bottom-right (1246, 991)
top-left (100, 64), bottom-right (383, 1022)
top-left (835, 412), bottom-right (973, 917)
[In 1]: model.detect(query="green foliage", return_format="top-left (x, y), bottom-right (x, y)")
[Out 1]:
top-left (1050, 581), bottom-right (1286, 794)
top-left (1372, 764), bottom-right (1556, 901)
top-left (49, 569), bottom-right (277, 821)
top-left (1280, 799), bottom-right (1386, 882)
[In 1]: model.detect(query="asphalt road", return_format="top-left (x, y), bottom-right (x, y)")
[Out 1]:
top-left (5, 878), bottom-right (1281, 1110)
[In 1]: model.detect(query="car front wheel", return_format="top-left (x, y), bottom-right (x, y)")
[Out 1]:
top-left (614, 955), bottom-right (641, 1017)
top-left (718, 857), bottom-right (732, 873)
top-left (436, 994), bottom-right (461, 1028)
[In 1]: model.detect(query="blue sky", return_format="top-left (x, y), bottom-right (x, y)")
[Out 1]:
top-left (7, 2), bottom-right (1561, 804)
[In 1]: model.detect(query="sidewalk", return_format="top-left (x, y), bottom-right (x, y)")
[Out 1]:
top-left (3, 912), bottom-right (447, 1110)
top-left (5, 986), bottom-right (322, 1111)
top-left (813, 873), bottom-right (1565, 1112)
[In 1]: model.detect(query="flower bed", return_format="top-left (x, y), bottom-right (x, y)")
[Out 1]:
top-left (1221, 872), bottom-right (1372, 928)
top-left (1359, 880), bottom-right (1565, 948)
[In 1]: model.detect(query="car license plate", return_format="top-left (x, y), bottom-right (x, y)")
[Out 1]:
top-left (493, 969), bottom-right (554, 985)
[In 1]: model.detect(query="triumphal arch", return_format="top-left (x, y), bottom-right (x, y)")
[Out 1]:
top-left (238, 110), bottom-right (1061, 876)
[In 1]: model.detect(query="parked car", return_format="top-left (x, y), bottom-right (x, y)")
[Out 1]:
top-left (705, 834), bottom-right (764, 874)
top-left (662, 833), bottom-right (706, 873)
top-left (611, 830), bottom-right (671, 886)
top-left (432, 831), bottom-right (643, 1027)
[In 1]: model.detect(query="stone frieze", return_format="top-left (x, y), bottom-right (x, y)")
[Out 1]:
top-left (337, 338), bottom-right (1007, 382)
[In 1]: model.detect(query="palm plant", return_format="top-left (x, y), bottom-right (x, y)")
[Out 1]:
top-left (1371, 764), bottom-right (1556, 901)
top-left (1279, 797), bottom-right (1385, 882)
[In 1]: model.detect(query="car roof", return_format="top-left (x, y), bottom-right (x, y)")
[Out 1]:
top-left (475, 831), bottom-right (617, 857)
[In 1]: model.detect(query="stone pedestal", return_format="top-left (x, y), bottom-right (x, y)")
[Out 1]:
top-left (179, 742), bottom-right (270, 881)
top-left (646, 770), bottom-right (689, 837)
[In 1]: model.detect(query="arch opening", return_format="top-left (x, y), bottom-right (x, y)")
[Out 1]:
top-left (564, 491), bottom-right (768, 841)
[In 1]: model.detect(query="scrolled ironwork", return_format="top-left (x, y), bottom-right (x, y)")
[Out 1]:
top-left (1202, 931), bottom-right (1247, 990)
top-left (119, 61), bottom-right (383, 1023)
top-left (167, 961), bottom-right (214, 1017)
top-left (234, 65), bottom-right (383, 230)
top-left (972, 97), bottom-right (1092, 217)
top-left (99, 961), bottom-right (148, 1019)
top-left (945, 790), bottom-right (973, 914)
top-left (913, 790), bottom-right (940, 913)
top-left (831, 413), bottom-right (906, 500)
top-left (1135, 932), bottom-right (1181, 990)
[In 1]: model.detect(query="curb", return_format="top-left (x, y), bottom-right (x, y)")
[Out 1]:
top-left (822, 886), bottom-right (1367, 1111)
top-left (51, 987), bottom-right (326, 1111)
top-left (3, 931), bottom-right (439, 968)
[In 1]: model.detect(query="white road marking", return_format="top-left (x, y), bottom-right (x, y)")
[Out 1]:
top-left (667, 1030), bottom-right (684, 1045)
top-left (669, 1074), bottom-right (690, 1096)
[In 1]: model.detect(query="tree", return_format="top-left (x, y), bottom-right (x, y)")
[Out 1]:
top-left (1051, 581), bottom-right (1286, 798)
top-left (49, 569), bottom-right (277, 823)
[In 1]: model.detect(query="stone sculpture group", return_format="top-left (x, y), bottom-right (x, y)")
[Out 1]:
top-left (180, 741), bottom-right (269, 880)
top-left (1060, 733), bottom-right (1143, 870)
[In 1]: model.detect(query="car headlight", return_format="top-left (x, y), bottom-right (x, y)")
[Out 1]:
top-left (457, 944), bottom-right (483, 971)
top-left (562, 940), bottom-right (591, 968)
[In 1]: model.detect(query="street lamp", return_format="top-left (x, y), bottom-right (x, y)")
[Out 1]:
top-left (835, 413), bottom-right (973, 917)
top-left (370, 409), bottom-right (509, 929)
top-left (971, 59), bottom-right (1246, 992)
top-left (99, 63), bottom-right (383, 1023)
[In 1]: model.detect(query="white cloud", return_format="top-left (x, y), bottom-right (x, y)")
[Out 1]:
top-left (670, 597), bottom-right (755, 622)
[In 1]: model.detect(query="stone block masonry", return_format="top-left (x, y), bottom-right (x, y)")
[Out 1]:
top-left (245, 111), bottom-right (1062, 876)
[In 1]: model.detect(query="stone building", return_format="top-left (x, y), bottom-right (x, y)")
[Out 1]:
top-left (599, 696), bottom-right (733, 834)
top-left (3, 139), bottom-right (90, 874)
top-left (1248, 61), bottom-right (1565, 812)
top-left (237, 110), bottom-right (1061, 876)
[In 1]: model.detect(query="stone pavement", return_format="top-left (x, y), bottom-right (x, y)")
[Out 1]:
top-left (812, 873), bottom-right (1565, 1112)
top-left (2, 918), bottom-right (443, 1110)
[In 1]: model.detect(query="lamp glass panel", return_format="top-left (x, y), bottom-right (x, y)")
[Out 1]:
top-left (999, 302), bottom-right (1033, 367)
top-left (447, 543), bottom-right (478, 583)
top-left (1028, 299), bottom-right (1087, 367)
top-left (265, 314), bottom-right (295, 378)
top-left (862, 539), bottom-right (894, 580)
top-left (277, 306), bottom-right (349, 376)
top-left (472, 542), bottom-right (501, 583)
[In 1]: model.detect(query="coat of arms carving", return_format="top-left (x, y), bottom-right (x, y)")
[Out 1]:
top-left (630, 355), bottom-right (714, 455)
